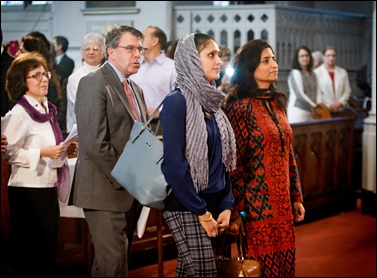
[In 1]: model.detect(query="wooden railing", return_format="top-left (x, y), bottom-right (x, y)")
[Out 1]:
top-left (174, 4), bottom-right (371, 71)
top-left (291, 117), bottom-right (357, 220)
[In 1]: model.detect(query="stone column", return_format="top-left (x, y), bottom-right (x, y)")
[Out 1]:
top-left (361, 1), bottom-right (376, 216)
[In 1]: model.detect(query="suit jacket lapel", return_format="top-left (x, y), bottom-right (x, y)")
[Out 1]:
top-left (321, 66), bottom-right (335, 96)
top-left (102, 63), bottom-right (138, 121)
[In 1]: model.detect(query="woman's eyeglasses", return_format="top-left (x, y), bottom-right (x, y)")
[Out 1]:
top-left (84, 47), bottom-right (100, 52)
top-left (26, 71), bottom-right (51, 81)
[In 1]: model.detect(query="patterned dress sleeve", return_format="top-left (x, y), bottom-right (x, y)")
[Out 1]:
top-left (224, 100), bottom-right (251, 212)
top-left (288, 144), bottom-right (304, 203)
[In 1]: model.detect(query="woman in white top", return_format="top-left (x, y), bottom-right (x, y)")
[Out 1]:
top-left (287, 45), bottom-right (321, 123)
top-left (3, 52), bottom-right (70, 276)
top-left (66, 32), bottom-right (105, 133)
top-left (314, 45), bottom-right (351, 112)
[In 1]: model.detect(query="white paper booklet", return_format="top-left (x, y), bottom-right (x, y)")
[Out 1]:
top-left (136, 206), bottom-right (151, 238)
top-left (48, 124), bottom-right (78, 168)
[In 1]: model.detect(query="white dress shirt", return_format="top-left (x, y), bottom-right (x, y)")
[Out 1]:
top-left (2, 95), bottom-right (58, 188)
top-left (130, 53), bottom-right (177, 110)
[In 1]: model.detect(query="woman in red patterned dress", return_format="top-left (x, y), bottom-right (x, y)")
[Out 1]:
top-left (223, 39), bottom-right (306, 277)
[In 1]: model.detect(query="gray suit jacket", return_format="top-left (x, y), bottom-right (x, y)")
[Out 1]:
top-left (71, 62), bottom-right (148, 212)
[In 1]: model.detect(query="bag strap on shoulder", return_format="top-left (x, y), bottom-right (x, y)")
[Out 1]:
top-left (135, 100), bottom-right (164, 137)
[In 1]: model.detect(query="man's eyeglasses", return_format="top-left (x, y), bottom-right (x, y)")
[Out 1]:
top-left (116, 45), bottom-right (148, 55)
top-left (26, 71), bottom-right (51, 81)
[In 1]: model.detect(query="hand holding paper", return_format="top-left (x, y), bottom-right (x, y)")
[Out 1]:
top-left (48, 124), bottom-right (78, 168)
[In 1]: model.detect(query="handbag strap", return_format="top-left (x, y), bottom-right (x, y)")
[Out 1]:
top-left (133, 100), bottom-right (164, 140)
top-left (236, 234), bottom-right (248, 260)
top-left (217, 234), bottom-right (245, 259)
top-left (146, 101), bottom-right (164, 126)
top-left (154, 119), bottom-right (161, 135)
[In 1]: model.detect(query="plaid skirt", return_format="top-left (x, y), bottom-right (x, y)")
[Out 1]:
top-left (163, 211), bottom-right (218, 277)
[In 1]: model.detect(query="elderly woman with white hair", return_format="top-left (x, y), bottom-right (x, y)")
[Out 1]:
top-left (66, 32), bottom-right (105, 133)
top-left (312, 50), bottom-right (323, 69)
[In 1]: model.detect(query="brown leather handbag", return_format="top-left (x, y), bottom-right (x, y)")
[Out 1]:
top-left (215, 234), bottom-right (262, 277)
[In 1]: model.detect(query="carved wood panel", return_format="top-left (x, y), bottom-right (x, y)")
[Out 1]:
top-left (291, 117), bottom-right (356, 215)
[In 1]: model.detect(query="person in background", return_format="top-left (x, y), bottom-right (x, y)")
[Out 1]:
top-left (2, 52), bottom-right (70, 277)
top-left (287, 45), bottom-right (322, 123)
top-left (215, 44), bottom-right (231, 91)
top-left (52, 35), bottom-right (75, 79)
top-left (130, 25), bottom-right (177, 126)
top-left (6, 40), bottom-right (19, 57)
top-left (18, 32), bottom-right (67, 135)
top-left (49, 40), bottom-right (68, 136)
top-left (356, 62), bottom-right (372, 99)
top-left (70, 25), bottom-right (149, 277)
top-left (223, 39), bottom-right (305, 277)
top-left (164, 39), bottom-right (178, 60)
top-left (66, 32), bottom-right (105, 133)
top-left (1, 28), bottom-right (15, 116)
top-left (311, 50), bottom-right (323, 69)
top-left (314, 45), bottom-right (351, 113)
top-left (160, 32), bottom-right (237, 277)
top-left (1, 29), bottom-right (14, 273)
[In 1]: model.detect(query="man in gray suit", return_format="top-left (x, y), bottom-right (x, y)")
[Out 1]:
top-left (71, 25), bottom-right (149, 277)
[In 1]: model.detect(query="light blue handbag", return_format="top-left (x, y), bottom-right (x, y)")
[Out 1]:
top-left (111, 101), bottom-right (171, 209)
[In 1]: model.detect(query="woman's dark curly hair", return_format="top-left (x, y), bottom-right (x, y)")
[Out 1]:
top-left (224, 39), bottom-right (287, 109)
top-left (6, 51), bottom-right (48, 101)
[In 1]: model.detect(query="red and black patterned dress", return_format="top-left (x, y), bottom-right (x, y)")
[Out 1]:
top-left (224, 95), bottom-right (303, 277)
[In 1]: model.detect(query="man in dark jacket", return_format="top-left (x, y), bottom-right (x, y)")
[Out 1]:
top-left (53, 35), bottom-right (75, 79)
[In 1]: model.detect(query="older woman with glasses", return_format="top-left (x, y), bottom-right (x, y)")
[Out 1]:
top-left (2, 51), bottom-right (72, 277)
top-left (17, 32), bottom-right (67, 134)
top-left (66, 32), bottom-right (106, 133)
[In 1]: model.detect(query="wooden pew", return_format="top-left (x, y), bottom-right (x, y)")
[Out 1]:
top-left (291, 117), bottom-right (357, 220)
